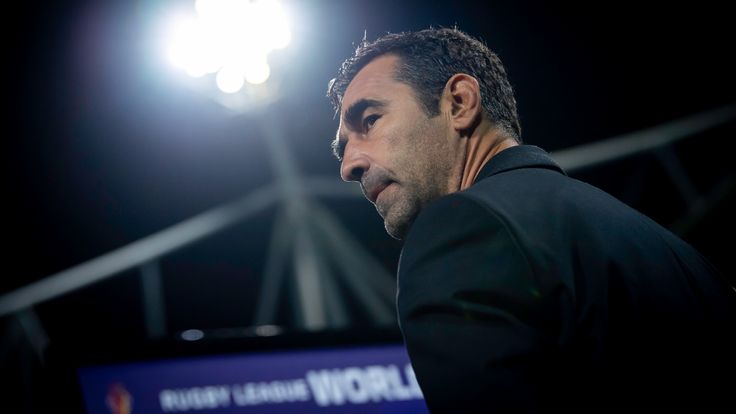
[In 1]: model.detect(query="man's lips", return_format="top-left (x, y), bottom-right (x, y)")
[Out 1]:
top-left (366, 182), bottom-right (391, 204)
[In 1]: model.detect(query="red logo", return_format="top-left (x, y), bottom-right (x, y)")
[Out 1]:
top-left (106, 383), bottom-right (133, 414)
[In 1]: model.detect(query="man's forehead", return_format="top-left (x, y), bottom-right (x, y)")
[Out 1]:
top-left (340, 54), bottom-right (401, 116)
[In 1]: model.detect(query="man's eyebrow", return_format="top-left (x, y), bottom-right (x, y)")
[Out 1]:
top-left (343, 98), bottom-right (386, 128)
top-left (333, 98), bottom-right (387, 161)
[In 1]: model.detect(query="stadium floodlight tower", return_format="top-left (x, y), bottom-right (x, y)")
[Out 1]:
top-left (0, 0), bottom-right (396, 347)
top-left (164, 0), bottom-right (397, 332)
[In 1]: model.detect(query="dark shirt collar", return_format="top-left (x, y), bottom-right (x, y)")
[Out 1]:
top-left (474, 145), bottom-right (566, 184)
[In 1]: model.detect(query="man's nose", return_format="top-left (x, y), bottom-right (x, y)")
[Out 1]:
top-left (340, 146), bottom-right (369, 182)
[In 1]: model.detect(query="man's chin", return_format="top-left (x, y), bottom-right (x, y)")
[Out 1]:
top-left (384, 223), bottom-right (405, 240)
top-left (379, 197), bottom-right (418, 240)
top-left (383, 215), bottom-right (414, 240)
top-left (383, 225), bottom-right (403, 240)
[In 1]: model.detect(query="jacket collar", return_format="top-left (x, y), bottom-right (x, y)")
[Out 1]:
top-left (474, 145), bottom-right (566, 184)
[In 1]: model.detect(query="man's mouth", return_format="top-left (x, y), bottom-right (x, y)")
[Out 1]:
top-left (367, 182), bottom-right (390, 204)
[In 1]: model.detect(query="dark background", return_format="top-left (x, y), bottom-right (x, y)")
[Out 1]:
top-left (3, 0), bottom-right (735, 398)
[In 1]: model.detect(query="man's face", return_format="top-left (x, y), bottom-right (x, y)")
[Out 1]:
top-left (335, 54), bottom-right (457, 239)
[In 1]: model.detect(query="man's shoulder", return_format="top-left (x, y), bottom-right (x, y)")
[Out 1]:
top-left (426, 167), bottom-right (572, 228)
top-left (405, 167), bottom-right (567, 242)
top-left (411, 190), bottom-right (500, 232)
top-left (402, 189), bottom-right (514, 258)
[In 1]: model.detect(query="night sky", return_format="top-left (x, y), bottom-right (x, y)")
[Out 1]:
top-left (5, 0), bottom-right (735, 345)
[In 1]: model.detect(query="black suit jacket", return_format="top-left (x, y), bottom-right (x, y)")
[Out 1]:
top-left (397, 145), bottom-right (735, 413)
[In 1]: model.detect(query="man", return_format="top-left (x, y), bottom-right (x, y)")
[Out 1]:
top-left (327, 28), bottom-right (735, 412)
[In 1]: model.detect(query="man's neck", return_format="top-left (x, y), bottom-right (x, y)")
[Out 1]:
top-left (459, 126), bottom-right (518, 190)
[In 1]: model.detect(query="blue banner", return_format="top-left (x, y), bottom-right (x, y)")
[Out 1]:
top-left (78, 344), bottom-right (429, 413)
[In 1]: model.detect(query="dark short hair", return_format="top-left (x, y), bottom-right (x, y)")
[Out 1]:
top-left (327, 27), bottom-right (522, 142)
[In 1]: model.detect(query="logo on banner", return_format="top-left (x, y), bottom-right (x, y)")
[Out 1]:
top-left (107, 382), bottom-right (133, 414)
top-left (158, 363), bottom-right (423, 411)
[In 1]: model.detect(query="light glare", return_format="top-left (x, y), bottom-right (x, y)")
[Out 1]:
top-left (216, 66), bottom-right (245, 93)
top-left (245, 61), bottom-right (271, 85)
top-left (166, 0), bottom-right (290, 91)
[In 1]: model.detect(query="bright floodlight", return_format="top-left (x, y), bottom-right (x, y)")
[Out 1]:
top-left (244, 58), bottom-right (271, 85)
top-left (166, 0), bottom-right (292, 93)
top-left (216, 66), bottom-right (246, 93)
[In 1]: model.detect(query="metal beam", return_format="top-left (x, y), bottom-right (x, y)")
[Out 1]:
top-left (552, 104), bottom-right (736, 172)
top-left (0, 185), bottom-right (278, 316)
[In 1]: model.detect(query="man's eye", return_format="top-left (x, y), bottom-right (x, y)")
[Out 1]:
top-left (363, 114), bottom-right (380, 131)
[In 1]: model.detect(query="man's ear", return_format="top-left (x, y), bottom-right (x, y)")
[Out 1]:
top-left (441, 73), bottom-right (482, 132)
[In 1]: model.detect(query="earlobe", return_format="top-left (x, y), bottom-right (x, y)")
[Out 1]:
top-left (444, 74), bottom-right (482, 132)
